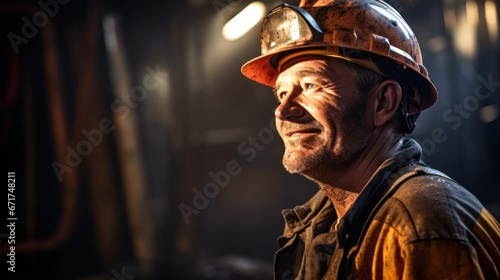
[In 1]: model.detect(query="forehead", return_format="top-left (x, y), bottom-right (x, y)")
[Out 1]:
top-left (275, 55), bottom-right (348, 86)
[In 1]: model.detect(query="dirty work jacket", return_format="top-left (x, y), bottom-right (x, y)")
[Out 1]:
top-left (274, 138), bottom-right (500, 279)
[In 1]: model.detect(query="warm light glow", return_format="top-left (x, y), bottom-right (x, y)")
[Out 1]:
top-left (480, 104), bottom-right (499, 123)
top-left (466, 0), bottom-right (479, 27)
top-left (443, 4), bottom-right (456, 33)
top-left (427, 36), bottom-right (447, 53)
top-left (485, 0), bottom-right (499, 46)
top-left (452, 1), bottom-right (478, 59)
top-left (454, 13), bottom-right (475, 58)
top-left (222, 2), bottom-right (266, 41)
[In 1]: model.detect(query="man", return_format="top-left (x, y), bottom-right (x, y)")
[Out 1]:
top-left (241, 0), bottom-right (500, 279)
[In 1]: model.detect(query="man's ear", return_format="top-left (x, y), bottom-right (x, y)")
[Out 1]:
top-left (371, 80), bottom-right (402, 127)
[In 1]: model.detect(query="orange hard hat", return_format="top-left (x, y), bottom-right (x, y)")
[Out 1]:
top-left (241, 0), bottom-right (438, 110)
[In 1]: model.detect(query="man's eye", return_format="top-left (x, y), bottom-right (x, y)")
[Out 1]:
top-left (275, 91), bottom-right (286, 102)
top-left (304, 83), bottom-right (318, 91)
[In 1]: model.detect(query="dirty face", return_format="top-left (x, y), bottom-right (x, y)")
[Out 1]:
top-left (274, 55), bottom-right (372, 180)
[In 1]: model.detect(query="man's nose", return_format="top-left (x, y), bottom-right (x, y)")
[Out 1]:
top-left (274, 95), bottom-right (305, 120)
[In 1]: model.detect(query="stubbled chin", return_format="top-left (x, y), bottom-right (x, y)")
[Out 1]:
top-left (281, 132), bottom-right (330, 174)
top-left (282, 147), bottom-right (317, 174)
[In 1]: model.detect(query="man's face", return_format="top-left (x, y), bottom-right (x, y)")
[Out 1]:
top-left (274, 56), bottom-right (372, 180)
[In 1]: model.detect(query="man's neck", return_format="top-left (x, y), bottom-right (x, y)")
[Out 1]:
top-left (317, 133), bottom-right (403, 220)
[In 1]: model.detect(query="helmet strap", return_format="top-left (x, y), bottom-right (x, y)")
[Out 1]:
top-left (400, 95), bottom-right (420, 134)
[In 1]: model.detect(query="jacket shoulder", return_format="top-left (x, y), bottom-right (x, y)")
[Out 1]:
top-left (374, 173), bottom-right (484, 243)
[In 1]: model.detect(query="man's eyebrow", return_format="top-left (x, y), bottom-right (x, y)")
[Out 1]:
top-left (294, 69), bottom-right (332, 80)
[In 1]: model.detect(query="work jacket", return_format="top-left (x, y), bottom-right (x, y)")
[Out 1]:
top-left (274, 138), bottom-right (500, 279)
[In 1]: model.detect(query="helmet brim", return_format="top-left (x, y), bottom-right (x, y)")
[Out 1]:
top-left (241, 52), bottom-right (278, 88)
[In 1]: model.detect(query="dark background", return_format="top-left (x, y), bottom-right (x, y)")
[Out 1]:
top-left (1, 0), bottom-right (499, 279)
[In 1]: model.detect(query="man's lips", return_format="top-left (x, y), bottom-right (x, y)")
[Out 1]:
top-left (285, 128), bottom-right (322, 137)
top-left (281, 122), bottom-right (323, 138)
top-left (280, 121), bottom-right (323, 139)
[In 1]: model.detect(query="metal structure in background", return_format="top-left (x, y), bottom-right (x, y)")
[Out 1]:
top-left (1, 0), bottom-right (139, 278)
top-left (102, 13), bottom-right (153, 274)
top-left (0, 1), bottom-right (90, 255)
